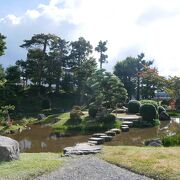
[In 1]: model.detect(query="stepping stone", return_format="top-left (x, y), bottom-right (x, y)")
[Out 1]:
top-left (99, 135), bottom-right (113, 142)
top-left (88, 141), bottom-right (98, 145)
top-left (120, 124), bottom-right (129, 128)
top-left (92, 133), bottom-right (107, 138)
top-left (110, 128), bottom-right (121, 134)
top-left (64, 143), bottom-right (102, 156)
top-left (89, 137), bottom-right (104, 144)
top-left (121, 126), bottom-right (129, 132)
top-left (105, 131), bottom-right (116, 136)
top-left (122, 121), bottom-right (133, 127)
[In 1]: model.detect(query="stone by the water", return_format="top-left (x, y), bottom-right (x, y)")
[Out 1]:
top-left (63, 143), bottom-right (102, 156)
top-left (92, 133), bottom-right (107, 138)
top-left (144, 139), bottom-right (162, 147)
top-left (99, 135), bottom-right (113, 142)
top-left (105, 131), bottom-right (116, 136)
top-left (0, 136), bottom-right (20, 161)
top-left (110, 128), bottom-right (121, 134)
top-left (37, 114), bottom-right (46, 120)
top-left (121, 126), bottom-right (129, 132)
top-left (89, 137), bottom-right (104, 144)
top-left (122, 121), bottom-right (133, 128)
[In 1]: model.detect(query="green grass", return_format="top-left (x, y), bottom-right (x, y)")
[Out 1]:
top-left (48, 111), bottom-right (121, 134)
top-left (0, 153), bottom-right (63, 180)
top-left (100, 146), bottom-right (180, 180)
top-left (167, 110), bottom-right (180, 118)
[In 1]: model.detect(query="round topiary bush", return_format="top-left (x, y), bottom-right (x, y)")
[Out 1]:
top-left (140, 100), bottom-right (158, 110)
top-left (158, 106), bottom-right (166, 115)
top-left (140, 104), bottom-right (158, 121)
top-left (88, 106), bottom-right (98, 118)
top-left (105, 114), bottom-right (116, 123)
top-left (128, 100), bottom-right (141, 114)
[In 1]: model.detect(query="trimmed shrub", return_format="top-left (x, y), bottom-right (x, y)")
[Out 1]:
top-left (158, 106), bottom-right (166, 115)
top-left (128, 100), bottom-right (141, 114)
top-left (69, 108), bottom-right (82, 124)
top-left (140, 104), bottom-right (158, 121)
top-left (140, 100), bottom-right (158, 110)
top-left (88, 106), bottom-right (98, 118)
top-left (105, 114), bottom-right (116, 123)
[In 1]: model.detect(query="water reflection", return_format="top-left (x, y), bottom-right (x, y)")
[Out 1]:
top-left (19, 139), bottom-right (32, 151)
top-left (7, 118), bottom-right (180, 152)
top-left (8, 125), bottom-right (90, 153)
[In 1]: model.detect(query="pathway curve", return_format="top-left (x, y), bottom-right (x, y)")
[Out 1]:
top-left (35, 156), bottom-right (153, 180)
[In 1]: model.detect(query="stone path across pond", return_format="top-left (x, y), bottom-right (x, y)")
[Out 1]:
top-left (35, 156), bottom-right (153, 180)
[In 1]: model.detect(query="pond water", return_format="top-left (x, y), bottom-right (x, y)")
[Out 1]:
top-left (7, 118), bottom-right (180, 153)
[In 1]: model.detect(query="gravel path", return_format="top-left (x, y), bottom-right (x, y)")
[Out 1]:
top-left (35, 156), bottom-right (153, 180)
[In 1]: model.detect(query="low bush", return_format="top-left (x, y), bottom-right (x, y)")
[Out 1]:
top-left (140, 104), bottom-right (158, 121)
top-left (128, 100), bottom-right (141, 114)
top-left (69, 109), bottom-right (82, 124)
top-left (140, 100), bottom-right (158, 110)
top-left (158, 106), bottom-right (166, 115)
top-left (105, 114), bottom-right (116, 123)
top-left (133, 119), bottom-right (160, 128)
top-left (162, 134), bottom-right (180, 147)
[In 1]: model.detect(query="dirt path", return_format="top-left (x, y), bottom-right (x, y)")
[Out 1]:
top-left (35, 155), bottom-right (153, 180)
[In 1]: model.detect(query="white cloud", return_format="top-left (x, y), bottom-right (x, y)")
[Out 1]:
top-left (0, 14), bottom-right (22, 25)
top-left (26, 10), bottom-right (41, 19)
top-left (0, 0), bottom-right (180, 76)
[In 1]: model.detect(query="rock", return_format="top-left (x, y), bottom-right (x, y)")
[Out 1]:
top-left (145, 139), bottom-right (162, 147)
top-left (92, 133), bottom-right (107, 138)
top-left (122, 121), bottom-right (133, 128)
top-left (159, 111), bottom-right (171, 121)
top-left (37, 114), bottom-right (46, 120)
top-left (99, 135), bottom-right (113, 142)
top-left (110, 128), bottom-right (121, 134)
top-left (89, 137), bottom-right (104, 144)
top-left (105, 131), bottom-right (116, 136)
top-left (0, 136), bottom-right (20, 161)
top-left (121, 126), bottom-right (129, 132)
top-left (63, 143), bottom-right (102, 156)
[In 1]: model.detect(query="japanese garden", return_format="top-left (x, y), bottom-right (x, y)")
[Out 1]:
top-left (0, 32), bottom-right (179, 180)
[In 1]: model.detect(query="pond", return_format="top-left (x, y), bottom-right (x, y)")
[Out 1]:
top-left (7, 118), bottom-right (180, 153)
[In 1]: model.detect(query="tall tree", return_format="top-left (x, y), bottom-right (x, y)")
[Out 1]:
top-left (135, 53), bottom-right (153, 100)
top-left (69, 37), bottom-right (95, 104)
top-left (95, 40), bottom-right (108, 69)
top-left (114, 57), bottom-right (137, 100)
top-left (6, 65), bottom-right (21, 84)
top-left (20, 33), bottom-right (60, 86)
top-left (114, 53), bottom-right (154, 100)
top-left (48, 39), bottom-right (69, 92)
top-left (0, 33), bottom-right (6, 56)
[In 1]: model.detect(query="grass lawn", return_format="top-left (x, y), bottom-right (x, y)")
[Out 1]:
top-left (0, 153), bottom-right (63, 180)
top-left (100, 146), bottom-right (180, 180)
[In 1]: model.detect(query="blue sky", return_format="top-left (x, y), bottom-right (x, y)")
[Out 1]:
top-left (0, 0), bottom-right (180, 76)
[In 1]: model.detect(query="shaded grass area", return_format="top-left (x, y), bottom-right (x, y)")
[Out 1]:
top-left (0, 153), bottom-right (63, 180)
top-left (100, 146), bottom-right (180, 180)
